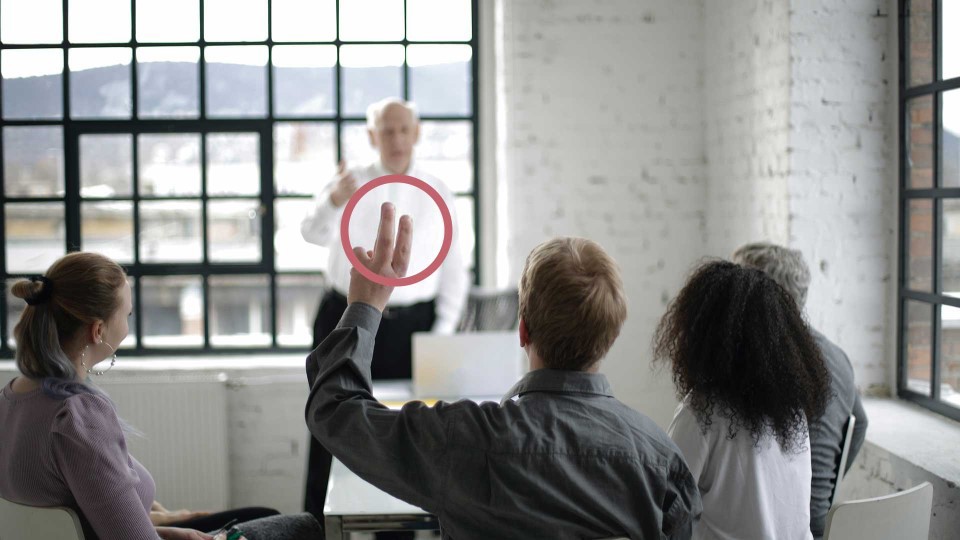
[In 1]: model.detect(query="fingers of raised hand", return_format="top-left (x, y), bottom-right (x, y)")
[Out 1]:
top-left (392, 215), bottom-right (413, 278)
top-left (373, 203), bottom-right (396, 267)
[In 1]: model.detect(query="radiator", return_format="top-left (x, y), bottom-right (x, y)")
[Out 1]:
top-left (97, 373), bottom-right (230, 512)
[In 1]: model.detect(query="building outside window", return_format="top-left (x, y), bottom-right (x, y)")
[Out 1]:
top-left (899, 0), bottom-right (960, 420)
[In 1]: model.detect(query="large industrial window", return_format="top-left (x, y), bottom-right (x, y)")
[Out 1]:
top-left (0, 0), bottom-right (479, 355)
top-left (899, 0), bottom-right (960, 420)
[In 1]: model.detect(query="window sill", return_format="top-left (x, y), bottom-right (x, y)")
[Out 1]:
top-left (860, 397), bottom-right (960, 486)
top-left (0, 353), bottom-right (308, 374)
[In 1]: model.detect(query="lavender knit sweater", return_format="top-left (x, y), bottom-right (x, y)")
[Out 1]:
top-left (0, 379), bottom-right (160, 539)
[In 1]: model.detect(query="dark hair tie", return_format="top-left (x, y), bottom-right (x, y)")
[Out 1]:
top-left (26, 275), bottom-right (53, 306)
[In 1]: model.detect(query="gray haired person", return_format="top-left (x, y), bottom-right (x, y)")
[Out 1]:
top-left (732, 242), bottom-right (869, 540)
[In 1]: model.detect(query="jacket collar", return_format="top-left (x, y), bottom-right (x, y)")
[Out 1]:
top-left (500, 368), bottom-right (614, 405)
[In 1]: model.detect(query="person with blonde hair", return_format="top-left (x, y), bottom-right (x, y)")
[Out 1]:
top-left (305, 203), bottom-right (701, 539)
top-left (0, 252), bottom-right (321, 540)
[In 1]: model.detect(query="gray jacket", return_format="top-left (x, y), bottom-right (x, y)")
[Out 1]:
top-left (305, 302), bottom-right (702, 539)
top-left (809, 329), bottom-right (869, 538)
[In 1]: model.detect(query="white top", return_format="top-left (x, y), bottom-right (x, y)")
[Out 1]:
top-left (300, 160), bottom-right (469, 334)
top-left (668, 398), bottom-right (814, 540)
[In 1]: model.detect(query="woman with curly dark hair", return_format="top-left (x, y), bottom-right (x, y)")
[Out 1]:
top-left (654, 260), bottom-right (830, 540)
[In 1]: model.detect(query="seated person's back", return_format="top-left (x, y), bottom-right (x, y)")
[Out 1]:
top-left (654, 261), bottom-right (833, 540)
top-left (305, 216), bottom-right (701, 539)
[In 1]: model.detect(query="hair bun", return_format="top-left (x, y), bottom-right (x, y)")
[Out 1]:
top-left (12, 276), bottom-right (53, 305)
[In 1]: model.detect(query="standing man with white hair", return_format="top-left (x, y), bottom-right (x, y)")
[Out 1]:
top-left (300, 97), bottom-right (470, 521)
top-left (732, 242), bottom-right (869, 540)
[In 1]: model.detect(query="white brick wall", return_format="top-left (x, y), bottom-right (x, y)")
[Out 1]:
top-left (704, 0), bottom-right (792, 256)
top-left (498, 0), bottom-right (708, 425)
top-left (701, 0), bottom-right (896, 392)
top-left (787, 0), bottom-right (896, 392)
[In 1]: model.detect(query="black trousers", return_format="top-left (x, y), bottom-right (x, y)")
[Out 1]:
top-left (304, 289), bottom-right (436, 522)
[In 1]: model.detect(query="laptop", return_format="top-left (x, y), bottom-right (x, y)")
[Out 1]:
top-left (412, 331), bottom-right (526, 399)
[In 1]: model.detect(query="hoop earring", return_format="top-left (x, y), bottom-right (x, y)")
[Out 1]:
top-left (80, 343), bottom-right (115, 376)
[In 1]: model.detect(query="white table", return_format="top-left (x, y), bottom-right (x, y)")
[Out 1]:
top-left (323, 457), bottom-right (439, 539)
top-left (321, 382), bottom-right (501, 539)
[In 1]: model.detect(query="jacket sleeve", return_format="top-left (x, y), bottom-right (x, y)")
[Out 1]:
top-left (300, 180), bottom-right (344, 248)
top-left (304, 302), bottom-right (453, 513)
top-left (846, 393), bottom-right (869, 472)
top-left (431, 183), bottom-right (470, 334)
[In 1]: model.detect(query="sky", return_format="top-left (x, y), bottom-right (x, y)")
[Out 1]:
top-left (0, 0), bottom-right (471, 74)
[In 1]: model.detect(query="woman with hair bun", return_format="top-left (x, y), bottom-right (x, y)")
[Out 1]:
top-left (654, 260), bottom-right (831, 540)
top-left (0, 252), bottom-right (321, 540)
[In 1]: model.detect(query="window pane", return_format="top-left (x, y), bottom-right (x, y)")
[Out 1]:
top-left (69, 48), bottom-right (132, 119)
top-left (941, 304), bottom-right (960, 408)
top-left (943, 90), bottom-right (960, 187)
top-left (419, 121), bottom-right (473, 193)
top-left (455, 196), bottom-right (475, 268)
top-left (208, 199), bottom-right (262, 263)
top-left (1, 0), bottom-right (62, 44)
top-left (275, 199), bottom-right (329, 271)
top-left (1, 49), bottom-right (63, 120)
top-left (340, 45), bottom-right (403, 116)
top-left (339, 0), bottom-right (403, 41)
top-left (409, 45), bottom-right (471, 116)
top-left (341, 120), bottom-right (376, 165)
top-left (908, 96), bottom-right (934, 189)
top-left (209, 275), bottom-right (270, 347)
top-left (3, 126), bottom-right (64, 197)
top-left (944, 200), bottom-right (960, 294)
top-left (905, 300), bottom-right (934, 396)
top-left (406, 0), bottom-right (471, 41)
top-left (122, 278), bottom-right (137, 348)
top-left (277, 274), bottom-right (324, 346)
top-left (137, 46), bottom-right (200, 119)
top-left (141, 275), bottom-right (203, 348)
top-left (942, 0), bottom-right (959, 80)
top-left (138, 133), bottom-right (201, 196)
top-left (204, 0), bottom-right (267, 42)
top-left (81, 134), bottom-right (132, 198)
top-left (81, 201), bottom-right (134, 263)
top-left (4, 203), bottom-right (65, 274)
top-left (908, 0), bottom-right (933, 86)
top-left (273, 45), bottom-right (336, 117)
top-left (908, 199), bottom-right (934, 292)
top-left (69, 0), bottom-right (131, 43)
top-left (6, 279), bottom-right (28, 348)
top-left (205, 46), bottom-right (268, 118)
top-left (274, 122), bottom-right (336, 196)
top-left (272, 0), bottom-right (335, 42)
top-left (206, 133), bottom-right (260, 196)
top-left (136, 0), bottom-right (199, 43)
top-left (139, 200), bottom-right (202, 262)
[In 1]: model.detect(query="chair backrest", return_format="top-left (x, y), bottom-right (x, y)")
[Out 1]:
top-left (0, 496), bottom-right (86, 540)
top-left (457, 288), bottom-right (519, 332)
top-left (823, 482), bottom-right (933, 540)
top-left (830, 414), bottom-right (857, 507)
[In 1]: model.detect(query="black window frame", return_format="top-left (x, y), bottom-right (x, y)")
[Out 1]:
top-left (898, 0), bottom-right (960, 421)
top-left (0, 0), bottom-right (481, 357)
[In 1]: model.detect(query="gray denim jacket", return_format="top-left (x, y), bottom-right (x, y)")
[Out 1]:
top-left (305, 303), bottom-right (702, 539)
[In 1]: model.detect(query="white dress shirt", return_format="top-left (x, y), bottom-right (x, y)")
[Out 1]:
top-left (668, 397), bottom-right (814, 540)
top-left (300, 160), bottom-right (469, 334)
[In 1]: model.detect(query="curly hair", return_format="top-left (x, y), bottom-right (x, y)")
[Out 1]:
top-left (653, 260), bottom-right (830, 453)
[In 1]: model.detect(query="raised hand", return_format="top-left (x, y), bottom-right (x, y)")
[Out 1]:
top-left (347, 202), bottom-right (413, 312)
top-left (329, 160), bottom-right (359, 207)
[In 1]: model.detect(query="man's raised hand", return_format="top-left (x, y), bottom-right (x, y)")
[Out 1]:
top-left (329, 160), bottom-right (359, 207)
top-left (347, 202), bottom-right (413, 312)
